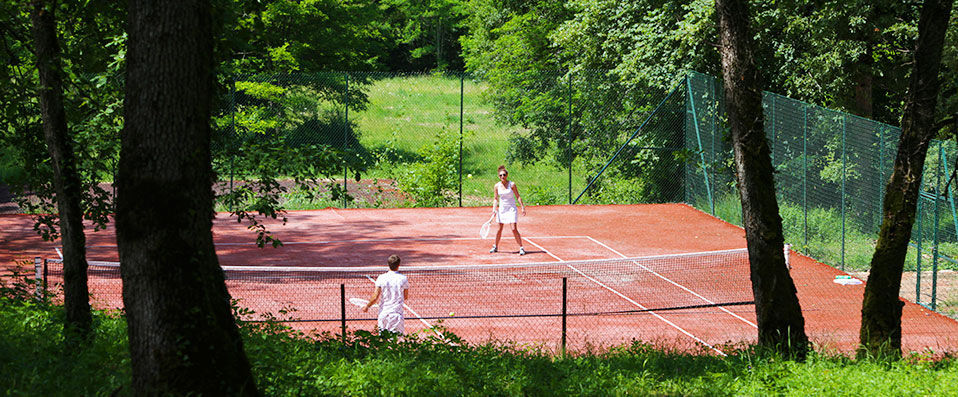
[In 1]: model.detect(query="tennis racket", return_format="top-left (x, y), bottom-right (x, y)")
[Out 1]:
top-left (479, 212), bottom-right (496, 239)
top-left (349, 298), bottom-right (378, 309)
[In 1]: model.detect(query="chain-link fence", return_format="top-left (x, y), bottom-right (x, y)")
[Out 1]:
top-left (37, 250), bottom-right (763, 354)
top-left (213, 70), bottom-right (957, 316)
top-left (215, 71), bottom-right (678, 210)
top-left (685, 72), bottom-right (957, 315)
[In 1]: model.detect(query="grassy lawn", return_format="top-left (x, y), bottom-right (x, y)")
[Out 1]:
top-left (2, 296), bottom-right (957, 396)
top-left (347, 74), bottom-right (590, 207)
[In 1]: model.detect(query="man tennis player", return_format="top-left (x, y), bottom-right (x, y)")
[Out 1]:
top-left (362, 255), bottom-right (409, 334)
top-left (490, 165), bottom-right (527, 255)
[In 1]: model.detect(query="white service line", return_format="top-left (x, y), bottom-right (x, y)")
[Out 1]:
top-left (585, 236), bottom-right (757, 329)
top-left (56, 248), bottom-right (63, 259)
top-left (523, 238), bottom-right (727, 356)
top-left (364, 275), bottom-right (444, 339)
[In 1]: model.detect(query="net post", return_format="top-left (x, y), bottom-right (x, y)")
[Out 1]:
top-left (33, 257), bottom-right (42, 300)
top-left (340, 284), bottom-right (347, 339)
top-left (561, 277), bottom-right (567, 356)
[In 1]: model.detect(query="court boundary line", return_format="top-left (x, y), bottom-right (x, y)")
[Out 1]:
top-left (584, 236), bottom-right (758, 329)
top-left (524, 237), bottom-right (727, 356)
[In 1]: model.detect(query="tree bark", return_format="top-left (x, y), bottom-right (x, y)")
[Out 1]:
top-left (30, 0), bottom-right (92, 339)
top-left (117, 1), bottom-right (258, 394)
top-left (716, 0), bottom-right (809, 358)
top-left (852, 55), bottom-right (873, 119)
top-left (859, 0), bottom-right (954, 359)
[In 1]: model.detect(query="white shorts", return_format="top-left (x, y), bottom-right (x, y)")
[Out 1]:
top-left (378, 311), bottom-right (405, 334)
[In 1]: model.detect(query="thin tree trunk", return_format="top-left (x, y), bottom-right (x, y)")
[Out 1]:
top-left (116, 1), bottom-right (258, 394)
top-left (859, 0), bottom-right (954, 358)
top-left (30, 0), bottom-right (91, 339)
top-left (716, 0), bottom-right (809, 358)
top-left (852, 59), bottom-right (873, 119)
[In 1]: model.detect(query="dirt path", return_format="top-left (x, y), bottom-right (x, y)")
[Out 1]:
top-left (0, 183), bottom-right (18, 214)
top-left (0, 178), bottom-right (409, 215)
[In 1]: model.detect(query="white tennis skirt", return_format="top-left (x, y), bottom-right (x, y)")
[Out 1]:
top-left (497, 206), bottom-right (518, 224)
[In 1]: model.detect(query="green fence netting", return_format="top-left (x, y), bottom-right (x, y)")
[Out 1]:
top-left (684, 71), bottom-right (956, 314)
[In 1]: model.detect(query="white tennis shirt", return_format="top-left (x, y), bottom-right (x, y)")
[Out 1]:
top-left (375, 270), bottom-right (409, 316)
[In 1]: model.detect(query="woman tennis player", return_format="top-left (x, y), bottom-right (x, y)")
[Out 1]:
top-left (490, 165), bottom-right (526, 255)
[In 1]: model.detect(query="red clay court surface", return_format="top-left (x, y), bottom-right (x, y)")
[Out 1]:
top-left (2, 203), bottom-right (958, 355)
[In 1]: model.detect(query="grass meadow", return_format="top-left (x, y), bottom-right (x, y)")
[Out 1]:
top-left (331, 74), bottom-right (592, 208)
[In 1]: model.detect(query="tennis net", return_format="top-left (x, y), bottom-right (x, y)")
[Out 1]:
top-left (38, 248), bottom-right (756, 352)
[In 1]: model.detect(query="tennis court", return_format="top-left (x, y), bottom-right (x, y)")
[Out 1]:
top-left (4, 204), bottom-right (958, 354)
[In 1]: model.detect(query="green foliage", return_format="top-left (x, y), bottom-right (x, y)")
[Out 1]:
top-left (553, 0), bottom-right (719, 89)
top-left (459, 0), bottom-right (573, 163)
top-left (523, 184), bottom-right (562, 206)
top-left (379, 0), bottom-right (469, 71)
top-left (0, 1), bottom-right (123, 239)
top-left (460, 0), bottom-right (693, 204)
top-left (397, 129), bottom-right (460, 207)
top-left (0, 298), bottom-right (130, 395)
top-left (220, 0), bottom-right (388, 73)
top-left (218, 0), bottom-right (469, 74)
top-left (547, 0), bottom-right (940, 126)
top-left (214, 139), bottom-right (356, 247)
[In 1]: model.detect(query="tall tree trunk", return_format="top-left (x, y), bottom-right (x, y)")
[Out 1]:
top-left (117, 1), bottom-right (258, 394)
top-left (716, 0), bottom-right (809, 358)
top-left (859, 0), bottom-right (954, 359)
top-left (852, 51), bottom-right (874, 119)
top-left (30, 0), bottom-right (91, 339)
top-left (849, 2), bottom-right (877, 119)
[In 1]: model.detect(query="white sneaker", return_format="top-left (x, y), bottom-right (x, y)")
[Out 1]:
top-left (519, 247), bottom-right (526, 256)
top-left (490, 245), bottom-right (497, 253)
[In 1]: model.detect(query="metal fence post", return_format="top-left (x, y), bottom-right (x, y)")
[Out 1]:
top-left (687, 75), bottom-right (714, 213)
top-left (802, 104), bottom-right (808, 254)
top-left (561, 277), bottom-right (567, 355)
top-left (229, 76), bottom-right (237, 212)
top-left (841, 113), bottom-right (847, 271)
top-left (340, 284), bottom-right (347, 339)
top-left (459, 72), bottom-right (466, 207)
top-left (343, 72), bottom-right (350, 209)
top-left (917, 198), bottom-right (924, 305)
top-left (568, 72), bottom-right (573, 204)
top-left (710, 75), bottom-right (717, 216)
top-left (933, 141), bottom-right (941, 310)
